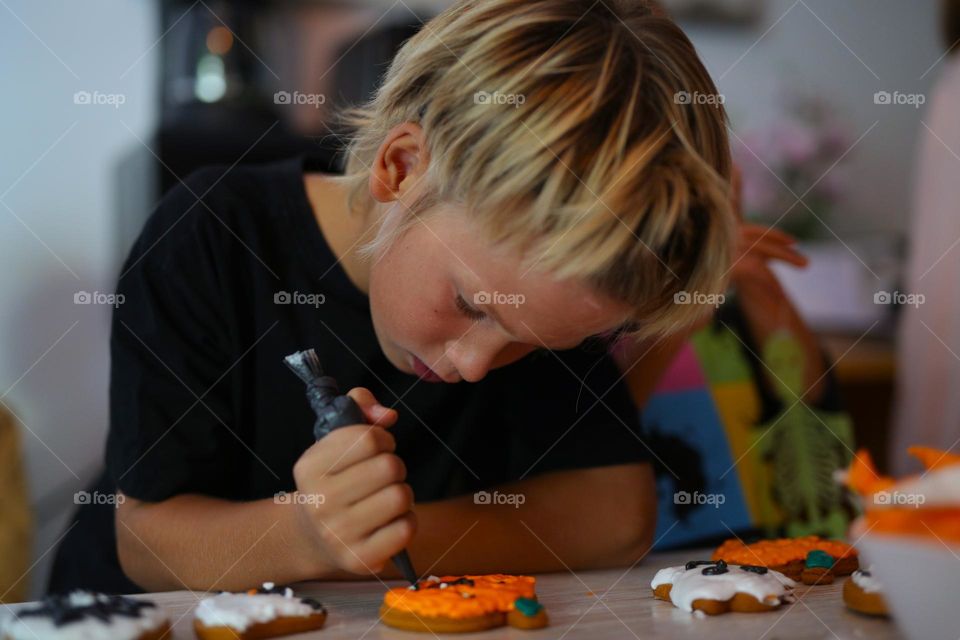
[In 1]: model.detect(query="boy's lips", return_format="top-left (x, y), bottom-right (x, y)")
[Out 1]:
top-left (411, 354), bottom-right (445, 383)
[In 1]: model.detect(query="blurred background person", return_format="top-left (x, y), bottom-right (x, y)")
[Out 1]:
top-left (890, 0), bottom-right (960, 474)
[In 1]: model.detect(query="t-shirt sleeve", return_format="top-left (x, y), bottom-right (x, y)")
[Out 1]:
top-left (106, 169), bottom-right (244, 502)
top-left (498, 341), bottom-right (651, 479)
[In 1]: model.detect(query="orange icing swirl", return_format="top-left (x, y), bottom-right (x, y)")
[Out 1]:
top-left (712, 536), bottom-right (857, 566)
top-left (382, 574), bottom-right (536, 619)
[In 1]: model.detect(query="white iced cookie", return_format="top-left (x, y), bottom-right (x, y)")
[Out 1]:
top-left (0, 591), bottom-right (170, 640)
top-left (193, 582), bottom-right (327, 640)
top-left (651, 560), bottom-right (795, 615)
top-left (850, 568), bottom-right (883, 594)
top-left (843, 566), bottom-right (888, 616)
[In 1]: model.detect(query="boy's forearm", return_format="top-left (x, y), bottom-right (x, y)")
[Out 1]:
top-left (401, 463), bottom-right (656, 577)
top-left (116, 493), bottom-right (339, 592)
top-left (117, 463), bottom-right (656, 590)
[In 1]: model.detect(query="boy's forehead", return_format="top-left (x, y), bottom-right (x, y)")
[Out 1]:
top-left (432, 215), bottom-right (630, 345)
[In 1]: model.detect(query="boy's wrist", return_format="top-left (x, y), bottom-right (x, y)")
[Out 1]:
top-left (272, 495), bottom-right (336, 581)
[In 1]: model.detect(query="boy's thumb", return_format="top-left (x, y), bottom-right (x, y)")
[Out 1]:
top-left (346, 387), bottom-right (397, 427)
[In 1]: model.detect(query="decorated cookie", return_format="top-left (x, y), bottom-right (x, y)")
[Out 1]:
top-left (843, 567), bottom-right (889, 617)
top-left (800, 549), bottom-right (836, 585)
top-left (651, 560), bottom-right (795, 615)
top-left (712, 536), bottom-right (859, 581)
top-left (0, 592), bottom-right (170, 640)
top-left (193, 582), bottom-right (327, 640)
top-left (380, 574), bottom-right (548, 632)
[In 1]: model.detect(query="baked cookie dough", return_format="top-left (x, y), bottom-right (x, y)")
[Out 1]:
top-left (712, 536), bottom-right (859, 581)
top-left (0, 592), bottom-right (170, 640)
top-left (843, 567), bottom-right (889, 617)
top-left (380, 574), bottom-right (548, 632)
top-left (651, 560), bottom-right (796, 615)
top-left (193, 582), bottom-right (327, 640)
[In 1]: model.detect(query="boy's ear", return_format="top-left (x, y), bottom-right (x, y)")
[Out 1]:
top-left (369, 122), bottom-right (430, 204)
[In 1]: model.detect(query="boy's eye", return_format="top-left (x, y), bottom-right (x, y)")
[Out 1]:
top-left (455, 294), bottom-right (486, 321)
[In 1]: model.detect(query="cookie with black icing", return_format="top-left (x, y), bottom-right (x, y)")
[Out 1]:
top-left (193, 581), bottom-right (327, 640)
top-left (651, 560), bottom-right (796, 615)
top-left (0, 592), bottom-right (170, 640)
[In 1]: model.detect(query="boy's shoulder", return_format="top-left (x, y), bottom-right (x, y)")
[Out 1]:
top-left (129, 157), bottom-right (302, 273)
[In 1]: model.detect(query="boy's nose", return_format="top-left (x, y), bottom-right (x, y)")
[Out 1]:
top-left (445, 337), bottom-right (502, 383)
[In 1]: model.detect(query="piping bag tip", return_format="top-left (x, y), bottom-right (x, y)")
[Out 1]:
top-left (392, 550), bottom-right (419, 586)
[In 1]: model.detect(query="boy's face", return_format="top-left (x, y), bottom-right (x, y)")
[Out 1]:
top-left (368, 204), bottom-right (634, 384)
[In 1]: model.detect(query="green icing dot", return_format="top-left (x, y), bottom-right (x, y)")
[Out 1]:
top-left (805, 550), bottom-right (834, 569)
top-left (514, 597), bottom-right (542, 616)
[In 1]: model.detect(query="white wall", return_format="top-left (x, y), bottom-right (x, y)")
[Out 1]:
top-left (685, 0), bottom-right (943, 237)
top-left (0, 0), bottom-right (157, 598)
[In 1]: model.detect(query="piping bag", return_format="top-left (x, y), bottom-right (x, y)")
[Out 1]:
top-left (284, 349), bottom-right (420, 586)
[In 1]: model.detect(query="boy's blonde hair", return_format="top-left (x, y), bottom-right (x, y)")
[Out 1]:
top-left (338, 0), bottom-right (735, 341)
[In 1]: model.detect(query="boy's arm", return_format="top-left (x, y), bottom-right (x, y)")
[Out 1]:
top-left (396, 462), bottom-right (656, 576)
top-left (116, 493), bottom-right (335, 592)
top-left (117, 461), bottom-right (655, 590)
top-left (728, 224), bottom-right (826, 405)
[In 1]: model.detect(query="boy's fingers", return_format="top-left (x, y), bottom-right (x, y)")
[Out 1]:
top-left (305, 425), bottom-right (396, 476)
top-left (350, 483), bottom-right (415, 539)
top-left (357, 512), bottom-right (418, 571)
top-left (333, 453), bottom-right (408, 505)
top-left (751, 242), bottom-right (808, 267)
top-left (740, 224), bottom-right (796, 245)
top-left (347, 387), bottom-right (398, 427)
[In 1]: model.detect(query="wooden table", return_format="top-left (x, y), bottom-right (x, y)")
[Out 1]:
top-left (10, 549), bottom-right (904, 639)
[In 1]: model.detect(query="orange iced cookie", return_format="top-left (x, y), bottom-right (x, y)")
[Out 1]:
top-left (842, 446), bottom-right (960, 543)
top-left (712, 537), bottom-right (858, 581)
top-left (380, 575), bottom-right (547, 632)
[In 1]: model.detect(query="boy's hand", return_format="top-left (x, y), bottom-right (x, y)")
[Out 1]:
top-left (291, 387), bottom-right (415, 575)
top-left (730, 223), bottom-right (808, 293)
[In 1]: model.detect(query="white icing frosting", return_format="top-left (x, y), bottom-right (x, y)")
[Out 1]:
top-left (194, 589), bottom-right (319, 631)
top-left (651, 564), bottom-right (795, 613)
top-left (851, 567), bottom-right (883, 594)
top-left (0, 592), bottom-right (168, 640)
top-left (880, 465), bottom-right (960, 507)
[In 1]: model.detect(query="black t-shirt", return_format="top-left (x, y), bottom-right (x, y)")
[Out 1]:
top-left (47, 152), bottom-right (649, 594)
